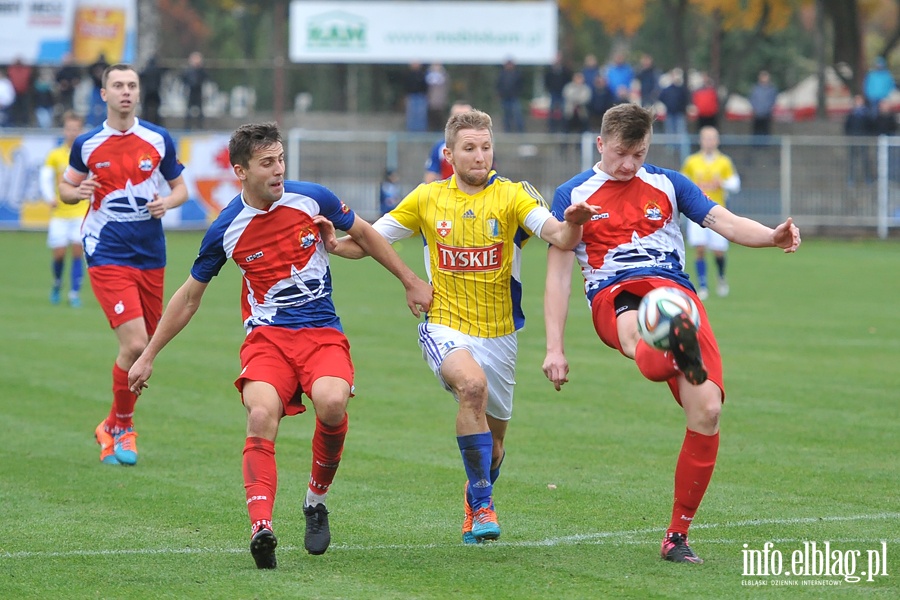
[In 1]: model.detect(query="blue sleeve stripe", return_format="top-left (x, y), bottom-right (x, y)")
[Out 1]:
top-left (522, 180), bottom-right (544, 205)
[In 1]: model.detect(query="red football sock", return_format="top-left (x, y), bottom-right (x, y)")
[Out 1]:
top-left (111, 363), bottom-right (137, 431)
top-left (243, 437), bottom-right (277, 534)
top-left (668, 428), bottom-right (719, 536)
top-left (309, 413), bottom-right (348, 497)
top-left (634, 340), bottom-right (678, 382)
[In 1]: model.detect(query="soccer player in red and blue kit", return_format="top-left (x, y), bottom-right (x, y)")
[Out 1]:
top-left (543, 103), bottom-right (800, 564)
top-left (59, 64), bottom-right (188, 467)
top-left (128, 123), bottom-right (432, 569)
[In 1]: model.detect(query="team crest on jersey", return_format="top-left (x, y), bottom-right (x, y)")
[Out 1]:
top-left (437, 220), bottom-right (452, 237)
top-left (299, 228), bottom-right (318, 249)
top-left (487, 218), bottom-right (499, 237)
top-left (643, 201), bottom-right (664, 221)
top-left (138, 155), bottom-right (154, 171)
top-left (340, 201), bottom-right (350, 213)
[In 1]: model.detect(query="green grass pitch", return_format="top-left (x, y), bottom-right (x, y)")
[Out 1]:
top-left (1, 230), bottom-right (897, 599)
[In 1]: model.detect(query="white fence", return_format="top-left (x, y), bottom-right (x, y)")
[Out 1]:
top-left (1, 128), bottom-right (897, 238)
top-left (287, 130), bottom-right (900, 238)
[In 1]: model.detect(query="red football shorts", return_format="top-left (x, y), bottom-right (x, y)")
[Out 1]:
top-left (88, 265), bottom-right (164, 334)
top-left (235, 326), bottom-right (355, 416)
top-left (590, 277), bottom-right (724, 403)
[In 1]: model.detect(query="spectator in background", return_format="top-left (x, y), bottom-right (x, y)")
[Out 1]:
top-left (692, 72), bottom-right (719, 131)
top-left (872, 97), bottom-right (897, 137)
top-left (55, 54), bottom-right (82, 114)
top-left (544, 52), bottom-right (572, 133)
top-left (872, 97), bottom-right (900, 183)
top-left (33, 67), bottom-right (56, 129)
top-left (86, 53), bottom-right (109, 127)
top-left (581, 54), bottom-right (601, 88)
top-left (403, 62), bottom-right (428, 132)
top-left (604, 51), bottom-right (634, 102)
top-left (636, 53), bottom-right (661, 108)
top-left (562, 71), bottom-right (591, 133)
top-left (659, 68), bottom-right (690, 161)
top-left (863, 56), bottom-right (896, 110)
top-left (140, 54), bottom-right (166, 126)
top-left (379, 168), bottom-right (403, 216)
top-left (749, 70), bottom-right (778, 136)
top-left (588, 73), bottom-right (615, 132)
top-left (613, 84), bottom-right (632, 107)
top-left (497, 58), bottom-right (525, 133)
top-left (182, 51), bottom-right (209, 130)
top-left (844, 94), bottom-right (873, 186)
top-left (426, 63), bottom-right (450, 132)
top-left (7, 57), bottom-right (33, 126)
top-left (0, 68), bottom-right (14, 127)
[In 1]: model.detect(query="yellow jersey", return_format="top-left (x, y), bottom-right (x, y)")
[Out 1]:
top-left (680, 151), bottom-right (737, 207)
top-left (375, 171), bottom-right (551, 337)
top-left (45, 144), bottom-right (89, 219)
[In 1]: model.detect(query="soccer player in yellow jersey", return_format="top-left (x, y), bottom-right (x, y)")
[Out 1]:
top-left (680, 126), bottom-right (740, 299)
top-left (329, 109), bottom-right (597, 543)
top-left (40, 111), bottom-right (87, 306)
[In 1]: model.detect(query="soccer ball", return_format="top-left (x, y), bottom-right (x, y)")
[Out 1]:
top-left (636, 287), bottom-right (701, 350)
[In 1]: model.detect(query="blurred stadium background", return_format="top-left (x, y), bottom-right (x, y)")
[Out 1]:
top-left (2, 0), bottom-right (899, 236)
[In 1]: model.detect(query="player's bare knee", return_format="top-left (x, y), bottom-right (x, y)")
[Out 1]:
top-left (620, 334), bottom-right (639, 359)
top-left (120, 339), bottom-right (149, 366)
top-left (246, 405), bottom-right (279, 438)
top-left (310, 390), bottom-right (348, 425)
top-left (692, 400), bottom-right (721, 431)
top-left (454, 375), bottom-right (487, 407)
top-left (314, 398), bottom-right (347, 426)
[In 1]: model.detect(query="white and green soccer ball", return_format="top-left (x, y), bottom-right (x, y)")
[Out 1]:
top-left (637, 287), bottom-right (701, 350)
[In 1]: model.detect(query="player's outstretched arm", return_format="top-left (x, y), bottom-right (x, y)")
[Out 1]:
top-left (312, 215), bottom-right (368, 259)
top-left (543, 246), bottom-right (577, 391)
top-left (345, 215), bottom-right (433, 317)
top-left (705, 205), bottom-right (801, 253)
top-left (129, 276), bottom-right (209, 395)
top-left (538, 202), bottom-right (598, 250)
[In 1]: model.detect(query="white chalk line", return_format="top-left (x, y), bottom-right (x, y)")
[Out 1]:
top-left (3, 512), bottom-right (897, 560)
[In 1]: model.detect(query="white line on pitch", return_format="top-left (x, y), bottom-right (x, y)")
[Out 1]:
top-left (2, 512), bottom-right (897, 559)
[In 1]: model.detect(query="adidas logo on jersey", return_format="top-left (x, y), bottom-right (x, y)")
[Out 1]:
top-left (462, 209), bottom-right (476, 219)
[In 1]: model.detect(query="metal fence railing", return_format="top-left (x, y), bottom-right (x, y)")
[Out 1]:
top-left (287, 130), bottom-right (900, 238)
top-left (1, 128), bottom-right (895, 238)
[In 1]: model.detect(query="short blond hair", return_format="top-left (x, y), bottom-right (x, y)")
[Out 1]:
top-left (445, 109), bottom-right (492, 150)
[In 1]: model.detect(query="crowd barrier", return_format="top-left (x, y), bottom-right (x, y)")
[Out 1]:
top-left (1, 129), bottom-right (897, 238)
